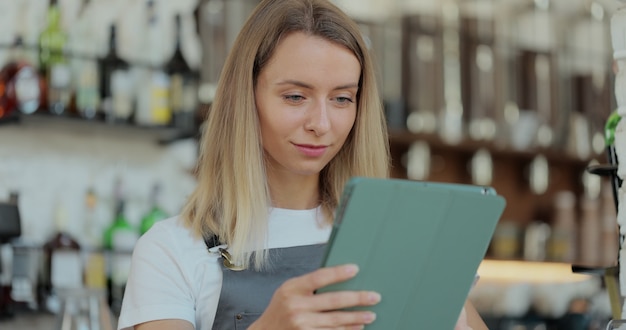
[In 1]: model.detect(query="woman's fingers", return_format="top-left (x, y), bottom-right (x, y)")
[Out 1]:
top-left (280, 264), bottom-right (380, 310)
top-left (455, 307), bottom-right (473, 330)
top-left (270, 291), bottom-right (379, 329)
top-left (252, 264), bottom-right (381, 329)
top-left (299, 310), bottom-right (377, 328)
top-left (310, 290), bottom-right (381, 311)
top-left (284, 264), bottom-right (360, 293)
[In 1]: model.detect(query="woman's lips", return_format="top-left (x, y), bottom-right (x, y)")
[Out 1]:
top-left (294, 144), bottom-right (328, 157)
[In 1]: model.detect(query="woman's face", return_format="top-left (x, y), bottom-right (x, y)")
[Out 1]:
top-left (255, 32), bottom-right (360, 179)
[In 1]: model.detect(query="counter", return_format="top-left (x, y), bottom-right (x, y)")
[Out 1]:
top-left (0, 312), bottom-right (57, 329)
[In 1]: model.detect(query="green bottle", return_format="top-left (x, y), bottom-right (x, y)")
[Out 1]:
top-left (103, 200), bottom-right (137, 250)
top-left (39, 0), bottom-right (71, 115)
top-left (103, 178), bottom-right (138, 250)
top-left (39, 0), bottom-right (66, 70)
top-left (102, 177), bottom-right (139, 315)
top-left (104, 200), bottom-right (138, 316)
top-left (139, 184), bottom-right (168, 235)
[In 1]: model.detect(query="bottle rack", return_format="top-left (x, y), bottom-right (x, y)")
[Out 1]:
top-left (5, 112), bottom-right (200, 146)
top-left (0, 41), bottom-right (204, 145)
top-left (389, 129), bottom-right (596, 228)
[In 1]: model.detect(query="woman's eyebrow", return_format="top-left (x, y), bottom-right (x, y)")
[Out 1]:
top-left (276, 79), bottom-right (359, 91)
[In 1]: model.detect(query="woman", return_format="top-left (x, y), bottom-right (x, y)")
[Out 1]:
top-left (118, 0), bottom-right (486, 329)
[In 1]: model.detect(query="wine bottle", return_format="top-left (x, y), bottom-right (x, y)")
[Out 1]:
top-left (102, 200), bottom-right (136, 251)
top-left (514, 0), bottom-right (563, 149)
top-left (82, 186), bottom-right (100, 249)
top-left (0, 36), bottom-right (44, 119)
top-left (71, 0), bottom-right (100, 120)
top-left (75, 58), bottom-right (100, 120)
top-left (39, 0), bottom-right (71, 116)
top-left (135, 0), bottom-right (171, 127)
top-left (403, 9), bottom-right (444, 136)
top-left (139, 183), bottom-right (168, 235)
top-left (103, 178), bottom-right (138, 314)
top-left (459, 1), bottom-right (498, 142)
top-left (564, 3), bottom-right (610, 160)
top-left (579, 193), bottom-right (601, 265)
top-left (81, 185), bottom-right (107, 292)
top-left (165, 14), bottom-right (199, 133)
top-left (99, 24), bottom-right (132, 124)
top-left (42, 202), bottom-right (82, 312)
top-left (548, 191), bottom-right (576, 262)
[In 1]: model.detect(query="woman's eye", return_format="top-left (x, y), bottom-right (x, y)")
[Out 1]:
top-left (336, 96), bottom-right (354, 104)
top-left (284, 95), bottom-right (304, 102)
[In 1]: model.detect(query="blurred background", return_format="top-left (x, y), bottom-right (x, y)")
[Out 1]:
top-left (0, 0), bottom-right (624, 329)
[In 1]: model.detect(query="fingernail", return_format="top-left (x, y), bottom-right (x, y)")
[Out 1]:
top-left (344, 264), bottom-right (359, 276)
top-left (364, 312), bottom-right (377, 323)
top-left (369, 292), bottom-right (381, 303)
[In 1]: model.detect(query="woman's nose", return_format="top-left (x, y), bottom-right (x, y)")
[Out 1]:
top-left (304, 101), bottom-right (331, 136)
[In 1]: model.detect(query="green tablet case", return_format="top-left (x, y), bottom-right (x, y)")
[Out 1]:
top-left (318, 177), bottom-right (506, 329)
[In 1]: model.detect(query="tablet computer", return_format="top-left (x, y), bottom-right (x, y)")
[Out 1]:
top-left (317, 177), bottom-right (506, 329)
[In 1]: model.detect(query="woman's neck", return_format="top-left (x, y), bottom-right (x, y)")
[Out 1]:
top-left (267, 172), bottom-right (320, 210)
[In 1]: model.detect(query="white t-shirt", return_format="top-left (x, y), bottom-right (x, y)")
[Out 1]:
top-left (118, 207), bottom-right (331, 330)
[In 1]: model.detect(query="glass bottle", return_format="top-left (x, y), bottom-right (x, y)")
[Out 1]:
top-left (103, 178), bottom-right (138, 315)
top-left (166, 14), bottom-right (199, 134)
top-left (402, 0), bottom-right (444, 136)
top-left (70, 0), bottom-right (100, 120)
top-left (0, 36), bottom-right (44, 119)
top-left (547, 191), bottom-right (576, 263)
top-left (135, 0), bottom-right (171, 127)
top-left (514, 0), bottom-right (564, 149)
top-left (82, 186), bottom-right (107, 293)
top-left (98, 24), bottom-right (132, 124)
top-left (459, 0), bottom-right (499, 142)
top-left (563, 1), bottom-right (612, 160)
top-left (82, 186), bottom-right (100, 249)
top-left (42, 202), bottom-right (82, 312)
top-left (75, 59), bottom-right (100, 120)
top-left (438, 0), bottom-right (465, 145)
top-left (103, 189), bottom-right (134, 251)
top-left (39, 0), bottom-right (71, 116)
top-left (600, 180), bottom-right (619, 266)
top-left (579, 193), bottom-right (601, 266)
top-left (140, 183), bottom-right (168, 235)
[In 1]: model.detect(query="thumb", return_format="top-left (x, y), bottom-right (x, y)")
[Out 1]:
top-left (455, 307), bottom-right (470, 330)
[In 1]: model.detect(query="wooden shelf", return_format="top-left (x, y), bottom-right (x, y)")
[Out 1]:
top-left (389, 129), bottom-right (599, 166)
top-left (1, 113), bottom-right (197, 145)
top-left (388, 129), bottom-right (603, 226)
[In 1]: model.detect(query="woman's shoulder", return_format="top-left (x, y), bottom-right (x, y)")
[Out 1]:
top-left (121, 216), bottom-right (222, 329)
top-left (144, 215), bottom-right (190, 235)
top-left (135, 216), bottom-right (208, 255)
top-left (131, 215), bottom-right (221, 289)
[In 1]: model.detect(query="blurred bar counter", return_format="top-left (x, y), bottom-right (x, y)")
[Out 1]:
top-left (0, 311), bottom-right (57, 329)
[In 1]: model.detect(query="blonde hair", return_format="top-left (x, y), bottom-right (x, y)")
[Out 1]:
top-left (182, 0), bottom-right (390, 269)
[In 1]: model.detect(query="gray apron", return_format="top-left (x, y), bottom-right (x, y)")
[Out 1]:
top-left (204, 237), bottom-right (326, 330)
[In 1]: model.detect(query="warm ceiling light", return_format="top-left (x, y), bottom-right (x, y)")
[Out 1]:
top-left (477, 260), bottom-right (594, 284)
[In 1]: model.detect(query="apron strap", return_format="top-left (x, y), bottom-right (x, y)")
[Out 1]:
top-left (203, 234), bottom-right (220, 251)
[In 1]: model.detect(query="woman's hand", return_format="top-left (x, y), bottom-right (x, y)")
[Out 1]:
top-left (249, 264), bottom-right (380, 330)
top-left (454, 307), bottom-right (473, 330)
